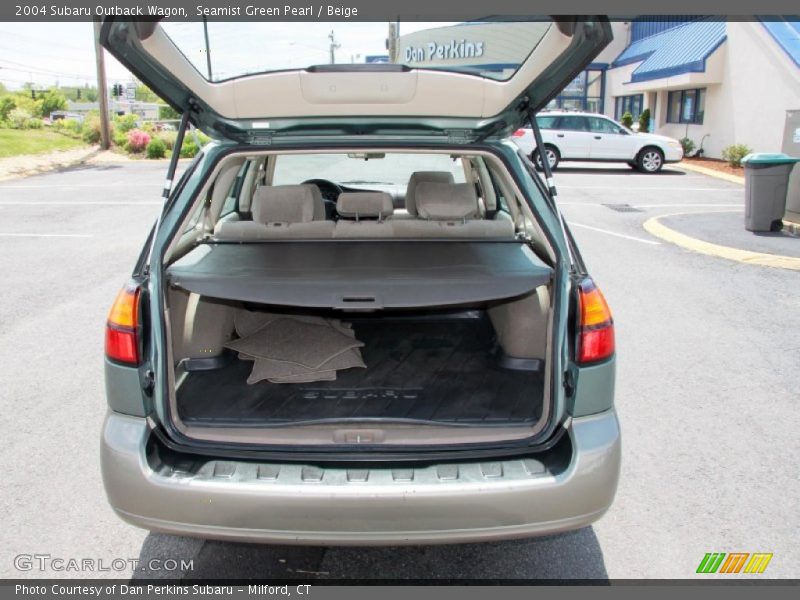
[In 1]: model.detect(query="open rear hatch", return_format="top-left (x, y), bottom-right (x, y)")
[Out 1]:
top-left (100, 17), bottom-right (612, 141)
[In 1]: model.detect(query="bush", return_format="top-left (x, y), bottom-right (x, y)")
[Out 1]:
top-left (114, 113), bottom-right (138, 133)
top-left (39, 89), bottom-right (68, 118)
top-left (7, 108), bottom-right (32, 129)
top-left (156, 131), bottom-right (177, 151)
top-left (111, 129), bottom-right (128, 147)
top-left (81, 116), bottom-right (103, 144)
top-left (12, 94), bottom-right (44, 118)
top-left (638, 109), bottom-right (651, 133)
top-left (125, 128), bottom-right (151, 153)
top-left (146, 137), bottom-right (167, 159)
top-left (0, 95), bottom-right (16, 121)
top-left (24, 118), bottom-right (43, 129)
top-left (722, 144), bottom-right (752, 168)
top-left (64, 118), bottom-right (82, 136)
top-left (620, 111), bottom-right (634, 129)
top-left (680, 137), bottom-right (695, 157)
top-left (179, 139), bottom-right (199, 158)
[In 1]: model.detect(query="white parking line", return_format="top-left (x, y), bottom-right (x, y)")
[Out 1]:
top-left (0, 201), bottom-right (161, 206)
top-left (559, 202), bottom-right (743, 208)
top-left (568, 222), bottom-right (661, 245)
top-left (558, 186), bottom-right (739, 192)
top-left (0, 233), bottom-right (93, 238)
top-left (0, 183), bottom-right (162, 189)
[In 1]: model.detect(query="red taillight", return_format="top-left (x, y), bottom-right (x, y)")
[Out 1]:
top-left (577, 279), bottom-right (615, 364)
top-left (511, 129), bottom-right (526, 138)
top-left (105, 282), bottom-right (141, 365)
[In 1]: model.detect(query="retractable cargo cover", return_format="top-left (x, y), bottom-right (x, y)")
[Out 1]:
top-left (167, 241), bottom-right (552, 309)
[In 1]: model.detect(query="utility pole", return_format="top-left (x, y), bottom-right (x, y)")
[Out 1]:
top-left (328, 30), bottom-right (340, 64)
top-left (387, 21), bottom-right (399, 63)
top-left (93, 19), bottom-right (111, 150)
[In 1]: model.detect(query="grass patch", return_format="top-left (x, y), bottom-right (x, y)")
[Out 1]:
top-left (0, 128), bottom-right (88, 159)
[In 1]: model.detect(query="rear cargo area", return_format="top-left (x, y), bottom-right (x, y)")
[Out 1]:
top-left (177, 312), bottom-right (544, 427)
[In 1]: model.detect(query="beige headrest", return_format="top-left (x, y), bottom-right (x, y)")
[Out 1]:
top-left (405, 171), bottom-right (455, 216)
top-left (415, 182), bottom-right (479, 220)
top-left (252, 185), bottom-right (316, 224)
top-left (336, 192), bottom-right (394, 219)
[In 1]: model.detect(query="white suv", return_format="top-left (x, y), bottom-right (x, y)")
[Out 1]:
top-left (512, 110), bottom-right (683, 173)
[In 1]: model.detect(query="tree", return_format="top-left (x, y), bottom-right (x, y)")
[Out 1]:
top-left (135, 83), bottom-right (160, 103)
top-left (40, 89), bottom-right (68, 118)
top-left (159, 104), bottom-right (180, 120)
top-left (0, 95), bottom-right (17, 121)
top-left (638, 109), bottom-right (651, 133)
top-left (0, 82), bottom-right (7, 95)
top-left (12, 92), bottom-right (43, 117)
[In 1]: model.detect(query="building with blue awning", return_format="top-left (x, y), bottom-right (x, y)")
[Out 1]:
top-left (603, 17), bottom-right (799, 158)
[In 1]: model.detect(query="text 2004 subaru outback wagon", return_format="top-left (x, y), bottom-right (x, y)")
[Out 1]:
top-left (100, 18), bottom-right (620, 544)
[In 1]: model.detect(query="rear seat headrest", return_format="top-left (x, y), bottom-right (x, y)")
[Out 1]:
top-left (405, 171), bottom-right (455, 216)
top-left (415, 182), bottom-right (479, 221)
top-left (336, 192), bottom-right (394, 220)
top-left (252, 185), bottom-right (317, 224)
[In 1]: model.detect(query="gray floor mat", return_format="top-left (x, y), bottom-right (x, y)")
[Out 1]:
top-left (234, 309), bottom-right (353, 338)
top-left (247, 348), bottom-right (366, 384)
top-left (226, 316), bottom-right (364, 369)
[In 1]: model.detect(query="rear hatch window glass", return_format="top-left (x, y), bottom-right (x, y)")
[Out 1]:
top-left (160, 21), bottom-right (551, 82)
top-left (272, 153), bottom-right (466, 187)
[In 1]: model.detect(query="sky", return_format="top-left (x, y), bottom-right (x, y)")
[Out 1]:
top-left (0, 21), bottom-right (457, 91)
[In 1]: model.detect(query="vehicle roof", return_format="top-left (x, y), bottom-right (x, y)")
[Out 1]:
top-left (539, 110), bottom-right (610, 118)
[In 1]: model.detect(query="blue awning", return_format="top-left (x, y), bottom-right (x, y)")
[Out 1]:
top-left (613, 19), bottom-right (727, 83)
top-left (760, 17), bottom-right (800, 67)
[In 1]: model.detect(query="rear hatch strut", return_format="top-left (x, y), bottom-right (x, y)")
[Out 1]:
top-left (144, 110), bottom-right (190, 273)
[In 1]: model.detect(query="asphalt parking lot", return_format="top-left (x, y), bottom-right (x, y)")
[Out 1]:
top-left (1, 159), bottom-right (796, 580)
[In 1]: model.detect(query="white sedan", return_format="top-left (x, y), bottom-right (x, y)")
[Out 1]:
top-left (512, 111), bottom-right (683, 173)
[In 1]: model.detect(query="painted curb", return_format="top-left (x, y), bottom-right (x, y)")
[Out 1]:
top-left (675, 162), bottom-right (745, 185)
top-left (643, 211), bottom-right (800, 271)
top-left (0, 146), bottom-right (101, 183)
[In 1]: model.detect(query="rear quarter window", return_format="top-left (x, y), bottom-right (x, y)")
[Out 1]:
top-left (557, 116), bottom-right (588, 131)
top-left (536, 116), bottom-right (558, 129)
top-left (536, 117), bottom-right (558, 129)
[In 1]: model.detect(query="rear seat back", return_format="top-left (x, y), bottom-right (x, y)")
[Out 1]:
top-left (392, 181), bottom-right (515, 238)
top-left (215, 184), bottom-right (333, 240)
top-left (334, 192), bottom-right (394, 238)
top-left (399, 171), bottom-right (455, 219)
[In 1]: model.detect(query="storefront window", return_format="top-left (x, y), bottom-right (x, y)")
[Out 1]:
top-left (548, 69), bottom-right (605, 113)
top-left (615, 94), bottom-right (643, 121)
top-left (667, 89), bottom-right (706, 124)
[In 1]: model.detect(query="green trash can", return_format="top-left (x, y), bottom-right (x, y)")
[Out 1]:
top-left (741, 153), bottom-right (800, 232)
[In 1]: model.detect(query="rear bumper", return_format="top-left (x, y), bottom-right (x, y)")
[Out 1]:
top-left (101, 410), bottom-right (620, 545)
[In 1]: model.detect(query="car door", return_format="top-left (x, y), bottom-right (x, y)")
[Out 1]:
top-left (553, 116), bottom-right (593, 159)
top-left (587, 117), bottom-right (638, 160)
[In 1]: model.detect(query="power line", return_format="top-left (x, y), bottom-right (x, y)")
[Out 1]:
top-left (0, 58), bottom-right (97, 79)
top-left (0, 28), bottom-right (92, 52)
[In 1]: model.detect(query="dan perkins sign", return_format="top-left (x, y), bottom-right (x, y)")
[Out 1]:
top-left (404, 39), bottom-right (485, 63)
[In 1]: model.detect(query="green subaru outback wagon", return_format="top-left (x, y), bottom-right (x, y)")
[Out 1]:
top-left (100, 17), bottom-right (620, 544)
